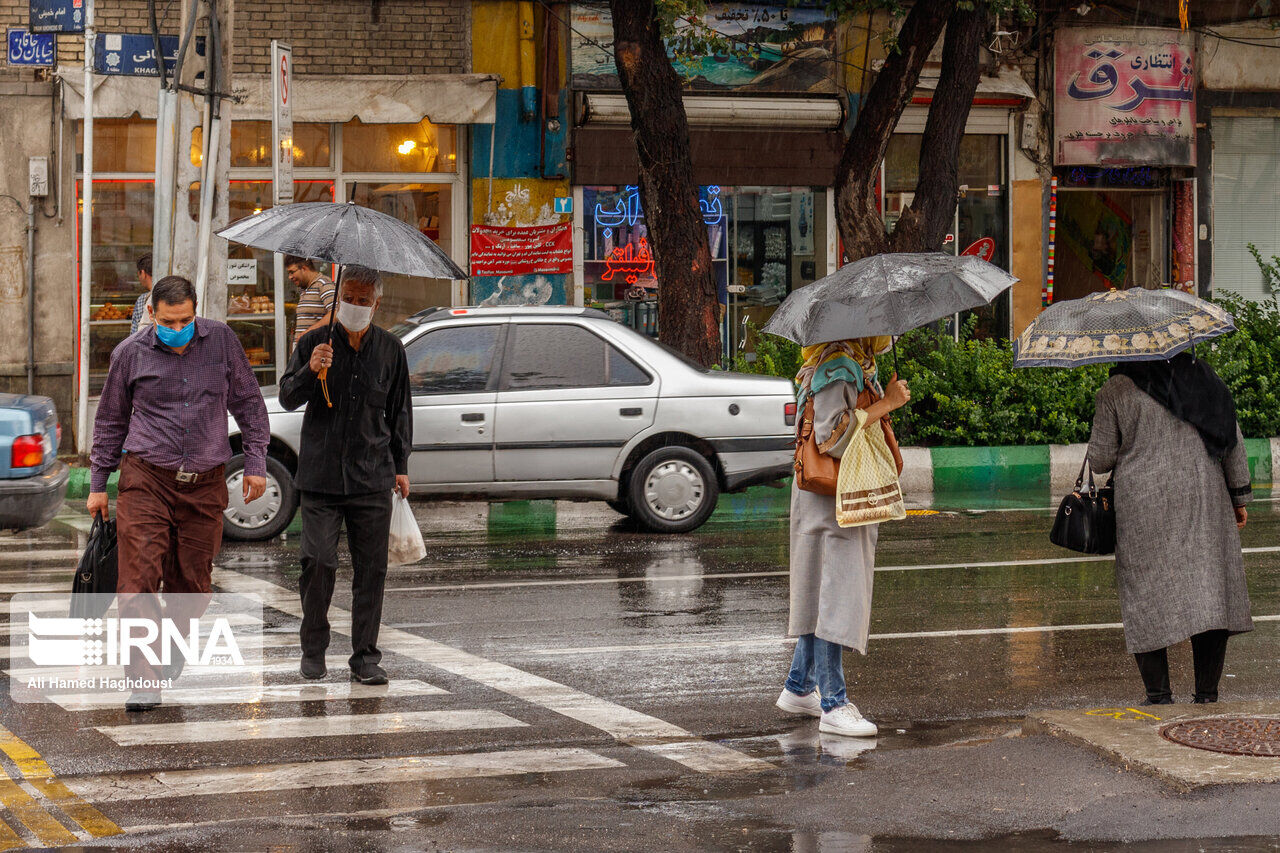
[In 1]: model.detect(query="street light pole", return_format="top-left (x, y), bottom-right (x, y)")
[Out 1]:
top-left (76, 0), bottom-right (95, 455)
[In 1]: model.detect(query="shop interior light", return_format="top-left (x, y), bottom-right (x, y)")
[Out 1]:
top-left (253, 207), bottom-right (263, 215)
top-left (398, 140), bottom-right (416, 155)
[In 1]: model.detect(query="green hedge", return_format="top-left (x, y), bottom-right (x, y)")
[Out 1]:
top-left (729, 292), bottom-right (1280, 446)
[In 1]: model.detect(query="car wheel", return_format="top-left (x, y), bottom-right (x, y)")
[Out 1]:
top-left (627, 446), bottom-right (719, 534)
top-left (222, 455), bottom-right (298, 542)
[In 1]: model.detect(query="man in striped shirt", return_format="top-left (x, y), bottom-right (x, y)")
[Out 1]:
top-left (287, 255), bottom-right (335, 350)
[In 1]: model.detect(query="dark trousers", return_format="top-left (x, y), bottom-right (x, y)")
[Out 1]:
top-left (1133, 630), bottom-right (1230, 704)
top-left (299, 490), bottom-right (393, 671)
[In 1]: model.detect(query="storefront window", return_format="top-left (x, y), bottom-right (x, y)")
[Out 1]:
top-left (884, 134), bottom-right (1009, 339)
top-left (81, 180), bottom-right (155, 392)
top-left (349, 182), bottom-right (455, 325)
top-left (76, 119), bottom-right (157, 173)
top-left (342, 119), bottom-right (457, 173)
top-left (190, 122), bottom-right (332, 169)
top-left (582, 185), bottom-right (826, 355)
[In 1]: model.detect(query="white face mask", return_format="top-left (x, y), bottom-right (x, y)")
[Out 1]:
top-left (336, 300), bottom-right (374, 333)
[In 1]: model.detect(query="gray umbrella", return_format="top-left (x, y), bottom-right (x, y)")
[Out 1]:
top-left (760, 252), bottom-right (1017, 345)
top-left (216, 201), bottom-right (467, 279)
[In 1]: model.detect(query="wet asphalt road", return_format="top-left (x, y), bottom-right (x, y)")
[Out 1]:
top-left (0, 489), bottom-right (1279, 851)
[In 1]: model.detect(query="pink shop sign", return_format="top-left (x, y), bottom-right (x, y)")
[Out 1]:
top-left (1054, 27), bottom-right (1195, 167)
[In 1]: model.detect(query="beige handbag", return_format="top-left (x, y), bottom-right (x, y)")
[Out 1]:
top-left (836, 410), bottom-right (907, 528)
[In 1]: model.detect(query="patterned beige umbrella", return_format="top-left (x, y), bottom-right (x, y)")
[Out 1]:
top-left (1013, 288), bottom-right (1235, 368)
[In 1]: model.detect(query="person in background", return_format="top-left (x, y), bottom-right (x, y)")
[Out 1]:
top-left (130, 253), bottom-right (154, 334)
top-left (279, 265), bottom-right (411, 686)
top-left (89, 275), bottom-right (270, 712)
top-left (777, 337), bottom-right (910, 738)
top-left (1088, 353), bottom-right (1252, 705)
top-left (286, 255), bottom-right (335, 350)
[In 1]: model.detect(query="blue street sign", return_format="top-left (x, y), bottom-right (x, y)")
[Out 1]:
top-left (7, 28), bottom-right (55, 66)
top-left (94, 32), bottom-right (179, 77)
top-left (28, 0), bottom-right (82, 34)
top-left (554, 196), bottom-right (573, 215)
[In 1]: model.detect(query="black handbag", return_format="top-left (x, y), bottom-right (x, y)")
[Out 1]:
top-left (70, 516), bottom-right (118, 619)
top-left (1050, 458), bottom-right (1116, 554)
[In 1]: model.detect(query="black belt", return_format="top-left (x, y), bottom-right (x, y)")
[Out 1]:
top-left (133, 456), bottom-right (224, 484)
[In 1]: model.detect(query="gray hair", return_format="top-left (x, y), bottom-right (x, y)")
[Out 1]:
top-left (338, 264), bottom-right (383, 298)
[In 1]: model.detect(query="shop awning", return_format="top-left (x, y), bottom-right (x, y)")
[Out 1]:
top-left (577, 93), bottom-right (846, 130)
top-left (913, 67), bottom-right (1036, 102)
top-left (58, 72), bottom-right (499, 125)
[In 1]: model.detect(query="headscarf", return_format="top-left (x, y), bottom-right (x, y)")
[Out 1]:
top-left (796, 337), bottom-right (892, 409)
top-left (1111, 352), bottom-right (1238, 459)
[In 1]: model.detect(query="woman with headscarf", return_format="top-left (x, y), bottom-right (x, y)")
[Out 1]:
top-left (1088, 352), bottom-right (1252, 705)
top-left (776, 337), bottom-right (910, 737)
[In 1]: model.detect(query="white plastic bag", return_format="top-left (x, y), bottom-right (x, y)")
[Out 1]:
top-left (387, 494), bottom-right (426, 566)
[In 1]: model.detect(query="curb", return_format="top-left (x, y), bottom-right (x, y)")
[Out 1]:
top-left (57, 435), bottom-right (1278, 511)
top-left (904, 438), bottom-right (1276, 505)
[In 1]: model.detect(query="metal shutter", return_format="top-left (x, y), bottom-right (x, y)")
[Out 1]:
top-left (1212, 116), bottom-right (1280, 301)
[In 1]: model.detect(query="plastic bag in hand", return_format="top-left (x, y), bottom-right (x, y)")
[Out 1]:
top-left (387, 494), bottom-right (426, 566)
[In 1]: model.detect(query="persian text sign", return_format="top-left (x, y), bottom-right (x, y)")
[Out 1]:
top-left (1054, 27), bottom-right (1195, 166)
top-left (470, 224), bottom-right (573, 277)
top-left (28, 0), bottom-right (81, 34)
top-left (7, 28), bottom-right (54, 66)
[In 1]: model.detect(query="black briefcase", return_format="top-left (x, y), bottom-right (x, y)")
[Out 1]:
top-left (70, 516), bottom-right (118, 619)
top-left (1050, 458), bottom-right (1116, 554)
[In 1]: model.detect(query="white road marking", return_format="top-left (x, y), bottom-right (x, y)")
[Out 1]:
top-left (96, 709), bottom-right (526, 746)
top-left (45, 679), bottom-right (448, 711)
top-left (5, 655), bottom-right (340, 682)
top-left (215, 569), bottom-right (772, 775)
top-left (519, 614), bottom-right (1280, 656)
top-left (381, 546), bottom-right (1280, 594)
top-left (62, 747), bottom-right (625, 803)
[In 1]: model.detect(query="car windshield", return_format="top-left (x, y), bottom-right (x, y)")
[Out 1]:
top-left (387, 320), bottom-right (419, 339)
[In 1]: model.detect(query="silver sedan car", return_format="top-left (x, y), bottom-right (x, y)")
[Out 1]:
top-left (223, 306), bottom-right (796, 539)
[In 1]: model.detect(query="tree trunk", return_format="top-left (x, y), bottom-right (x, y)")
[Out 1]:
top-left (889, 2), bottom-right (989, 253)
top-left (609, 0), bottom-right (720, 366)
top-left (834, 0), bottom-right (954, 264)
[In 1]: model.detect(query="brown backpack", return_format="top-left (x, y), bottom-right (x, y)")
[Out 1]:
top-left (794, 386), bottom-right (903, 496)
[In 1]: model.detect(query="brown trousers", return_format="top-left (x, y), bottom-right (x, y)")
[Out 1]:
top-left (116, 453), bottom-right (228, 595)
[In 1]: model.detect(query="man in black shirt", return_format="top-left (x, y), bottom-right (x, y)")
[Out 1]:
top-left (280, 265), bottom-right (412, 684)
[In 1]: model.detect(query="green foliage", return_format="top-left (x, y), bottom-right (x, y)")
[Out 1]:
top-left (1247, 243), bottom-right (1280, 295)
top-left (1201, 293), bottom-right (1280, 438)
top-left (890, 318), bottom-right (1108, 446)
top-left (729, 328), bottom-right (804, 381)
top-left (730, 295), bottom-right (1280, 445)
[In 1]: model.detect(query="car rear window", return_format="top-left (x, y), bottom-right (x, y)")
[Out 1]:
top-left (501, 324), bottom-right (650, 390)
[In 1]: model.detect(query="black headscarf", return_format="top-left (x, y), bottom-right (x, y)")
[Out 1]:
top-left (1111, 352), bottom-right (1238, 459)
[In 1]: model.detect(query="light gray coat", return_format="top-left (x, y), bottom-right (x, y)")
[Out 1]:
top-left (1088, 374), bottom-right (1253, 654)
top-left (788, 379), bottom-right (878, 653)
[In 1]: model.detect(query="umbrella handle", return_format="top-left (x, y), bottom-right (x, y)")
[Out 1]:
top-left (318, 366), bottom-right (333, 408)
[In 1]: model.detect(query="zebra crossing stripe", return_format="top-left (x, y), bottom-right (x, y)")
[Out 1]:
top-left (46, 679), bottom-right (448, 711)
top-left (61, 747), bottom-right (625, 803)
top-left (215, 569), bottom-right (773, 775)
top-left (95, 709), bottom-right (527, 746)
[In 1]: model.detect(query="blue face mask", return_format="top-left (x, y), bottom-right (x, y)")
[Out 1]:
top-left (155, 319), bottom-right (196, 348)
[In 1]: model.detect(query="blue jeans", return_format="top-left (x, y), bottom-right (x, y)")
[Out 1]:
top-left (784, 634), bottom-right (847, 712)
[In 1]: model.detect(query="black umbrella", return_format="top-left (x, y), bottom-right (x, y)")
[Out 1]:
top-left (216, 201), bottom-right (467, 280)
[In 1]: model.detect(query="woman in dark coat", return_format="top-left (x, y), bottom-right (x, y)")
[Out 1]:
top-left (1088, 352), bottom-right (1252, 705)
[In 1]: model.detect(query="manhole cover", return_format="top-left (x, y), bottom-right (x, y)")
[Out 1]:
top-left (1159, 717), bottom-right (1280, 757)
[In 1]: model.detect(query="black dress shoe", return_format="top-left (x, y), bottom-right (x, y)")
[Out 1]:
top-left (300, 655), bottom-right (328, 680)
top-left (125, 692), bottom-right (161, 712)
top-left (1140, 697), bottom-right (1175, 706)
top-left (350, 664), bottom-right (388, 685)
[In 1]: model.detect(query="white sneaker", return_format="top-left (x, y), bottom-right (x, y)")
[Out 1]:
top-left (775, 687), bottom-right (823, 717)
top-left (818, 703), bottom-right (878, 738)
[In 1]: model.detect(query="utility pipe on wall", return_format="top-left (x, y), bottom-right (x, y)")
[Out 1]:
top-left (518, 1), bottom-right (537, 121)
top-left (26, 204), bottom-right (35, 396)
